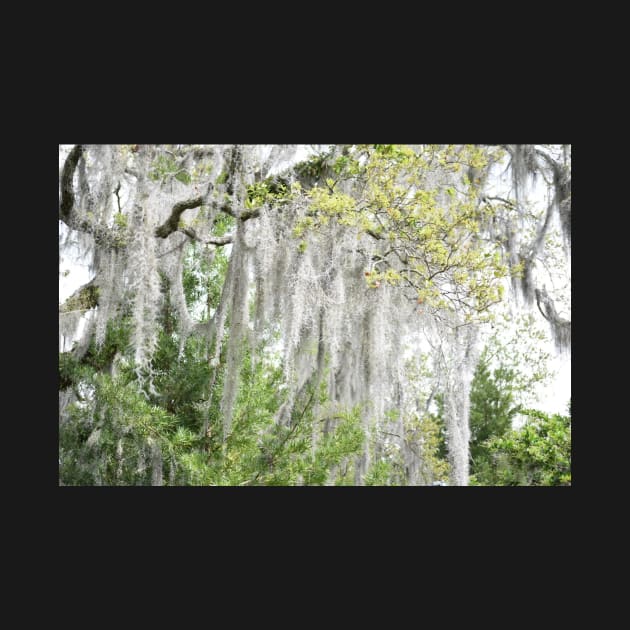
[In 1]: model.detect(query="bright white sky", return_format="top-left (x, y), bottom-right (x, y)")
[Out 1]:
top-left (485, 151), bottom-right (571, 416)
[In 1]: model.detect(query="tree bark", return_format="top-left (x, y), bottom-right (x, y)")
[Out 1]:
top-left (59, 145), bottom-right (83, 223)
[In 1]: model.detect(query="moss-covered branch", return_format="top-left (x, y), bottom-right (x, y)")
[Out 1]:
top-left (59, 146), bottom-right (126, 250)
top-left (155, 196), bottom-right (206, 238)
top-left (59, 279), bottom-right (99, 313)
top-left (156, 193), bottom-right (260, 240)
top-left (59, 145), bottom-right (83, 223)
top-left (534, 287), bottom-right (569, 328)
top-left (179, 226), bottom-right (234, 246)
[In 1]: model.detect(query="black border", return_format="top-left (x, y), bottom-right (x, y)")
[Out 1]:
top-left (52, 98), bottom-right (574, 560)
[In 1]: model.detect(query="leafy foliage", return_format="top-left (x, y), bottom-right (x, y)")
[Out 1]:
top-left (60, 328), bottom-right (364, 485)
top-left (182, 242), bottom-right (229, 316)
top-left (480, 313), bottom-right (553, 405)
top-left (60, 144), bottom-right (569, 485)
top-left (246, 176), bottom-right (293, 210)
top-left (291, 144), bottom-right (517, 321)
top-left (59, 372), bottom-right (178, 485)
top-left (468, 353), bottom-right (520, 479)
top-left (364, 459), bottom-right (394, 486)
top-left (175, 344), bottom-right (364, 486)
top-left (149, 153), bottom-right (191, 185)
top-left (59, 284), bottom-right (100, 313)
top-left (471, 408), bottom-right (571, 486)
top-left (467, 312), bottom-right (557, 482)
top-left (413, 412), bottom-right (451, 483)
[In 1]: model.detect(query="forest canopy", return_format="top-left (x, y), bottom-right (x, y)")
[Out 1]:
top-left (59, 144), bottom-right (571, 486)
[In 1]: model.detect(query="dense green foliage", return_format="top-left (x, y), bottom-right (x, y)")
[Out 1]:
top-left (59, 337), bottom-right (365, 485)
top-left (468, 352), bottom-right (520, 479)
top-left (59, 242), bottom-right (365, 486)
top-left (470, 407), bottom-right (571, 486)
top-left (60, 144), bottom-right (569, 486)
top-left (466, 314), bottom-right (564, 485)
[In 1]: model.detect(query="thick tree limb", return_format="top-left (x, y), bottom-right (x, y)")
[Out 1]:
top-left (59, 146), bottom-right (125, 250)
top-left (155, 144), bottom-right (335, 241)
top-left (534, 147), bottom-right (561, 172)
top-left (535, 287), bottom-right (570, 328)
top-left (155, 196), bottom-right (206, 238)
top-left (59, 145), bottom-right (83, 222)
top-left (535, 286), bottom-right (571, 351)
top-left (59, 278), bottom-right (98, 313)
top-left (156, 193), bottom-right (260, 239)
top-left (179, 227), bottom-right (234, 246)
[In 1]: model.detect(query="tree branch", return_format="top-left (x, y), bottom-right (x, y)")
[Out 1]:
top-left (534, 147), bottom-right (560, 172)
top-left (59, 278), bottom-right (98, 313)
top-left (534, 287), bottom-right (570, 327)
top-left (156, 192), bottom-right (261, 239)
top-left (179, 227), bottom-right (234, 246)
top-left (59, 146), bottom-right (126, 250)
top-left (155, 195), bottom-right (206, 238)
top-left (482, 196), bottom-right (516, 208)
top-left (366, 229), bottom-right (384, 240)
top-left (59, 145), bottom-right (83, 222)
top-left (114, 182), bottom-right (122, 214)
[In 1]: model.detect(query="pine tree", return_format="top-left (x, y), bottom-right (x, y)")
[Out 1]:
top-left (468, 354), bottom-right (520, 480)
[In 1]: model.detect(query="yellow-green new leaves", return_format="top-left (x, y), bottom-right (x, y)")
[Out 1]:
top-left (307, 187), bottom-right (357, 220)
top-left (245, 178), bottom-right (299, 210)
top-left (114, 213), bottom-right (128, 229)
top-left (297, 144), bottom-right (514, 320)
